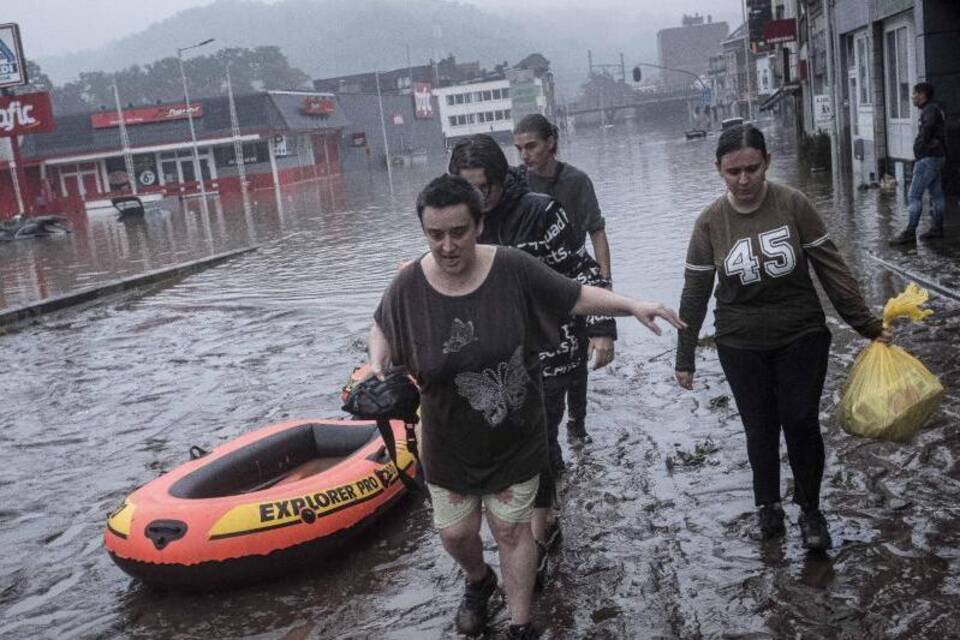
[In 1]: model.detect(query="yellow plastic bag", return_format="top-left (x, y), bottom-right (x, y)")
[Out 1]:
top-left (838, 283), bottom-right (945, 442)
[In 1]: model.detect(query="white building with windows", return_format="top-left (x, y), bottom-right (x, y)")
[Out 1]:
top-left (434, 79), bottom-right (516, 142)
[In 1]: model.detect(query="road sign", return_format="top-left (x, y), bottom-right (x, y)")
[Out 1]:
top-left (814, 94), bottom-right (833, 124)
top-left (0, 23), bottom-right (28, 88)
top-left (0, 92), bottom-right (55, 136)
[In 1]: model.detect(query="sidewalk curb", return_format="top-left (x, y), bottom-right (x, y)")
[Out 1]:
top-left (0, 246), bottom-right (259, 332)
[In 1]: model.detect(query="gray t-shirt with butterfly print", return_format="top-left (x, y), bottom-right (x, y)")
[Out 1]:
top-left (374, 246), bottom-right (581, 495)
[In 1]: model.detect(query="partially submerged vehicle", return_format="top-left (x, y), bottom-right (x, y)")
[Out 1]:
top-left (111, 195), bottom-right (147, 217)
top-left (0, 214), bottom-right (71, 242)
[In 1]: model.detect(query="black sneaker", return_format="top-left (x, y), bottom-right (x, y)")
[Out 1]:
top-left (919, 227), bottom-right (945, 240)
top-left (567, 421), bottom-right (593, 444)
top-left (506, 623), bottom-right (541, 639)
top-left (888, 230), bottom-right (917, 245)
top-left (758, 503), bottom-right (786, 540)
top-left (799, 509), bottom-right (832, 551)
top-left (455, 565), bottom-right (498, 635)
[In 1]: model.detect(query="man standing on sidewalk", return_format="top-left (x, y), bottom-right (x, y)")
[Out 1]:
top-left (890, 82), bottom-right (948, 244)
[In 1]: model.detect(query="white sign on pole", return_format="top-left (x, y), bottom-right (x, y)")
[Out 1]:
top-left (813, 94), bottom-right (833, 124)
top-left (0, 23), bottom-right (28, 89)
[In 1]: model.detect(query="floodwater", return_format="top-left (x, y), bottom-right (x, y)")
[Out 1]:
top-left (1, 120), bottom-right (958, 640)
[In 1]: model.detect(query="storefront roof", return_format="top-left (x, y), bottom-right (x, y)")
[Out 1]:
top-left (18, 92), bottom-right (346, 164)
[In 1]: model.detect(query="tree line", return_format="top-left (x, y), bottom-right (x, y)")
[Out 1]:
top-left (14, 46), bottom-right (311, 115)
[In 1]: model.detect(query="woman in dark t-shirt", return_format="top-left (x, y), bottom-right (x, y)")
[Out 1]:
top-left (369, 175), bottom-right (684, 639)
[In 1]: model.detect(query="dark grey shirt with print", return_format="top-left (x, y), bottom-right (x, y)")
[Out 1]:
top-left (374, 247), bottom-right (581, 495)
top-left (526, 162), bottom-right (605, 245)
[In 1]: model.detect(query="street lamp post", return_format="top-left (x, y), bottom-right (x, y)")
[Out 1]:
top-left (177, 38), bottom-right (215, 213)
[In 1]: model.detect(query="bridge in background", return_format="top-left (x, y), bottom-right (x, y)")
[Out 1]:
top-left (566, 88), bottom-right (705, 118)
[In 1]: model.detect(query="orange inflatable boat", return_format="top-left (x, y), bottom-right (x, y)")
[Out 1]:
top-left (105, 418), bottom-right (417, 589)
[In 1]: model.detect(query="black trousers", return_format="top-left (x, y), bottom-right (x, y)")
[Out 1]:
top-left (716, 329), bottom-right (832, 512)
top-left (533, 363), bottom-right (588, 508)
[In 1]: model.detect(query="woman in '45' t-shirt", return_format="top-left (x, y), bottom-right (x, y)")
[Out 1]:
top-left (675, 124), bottom-right (892, 553)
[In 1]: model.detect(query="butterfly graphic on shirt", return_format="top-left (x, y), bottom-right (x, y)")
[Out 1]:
top-left (454, 346), bottom-right (530, 427)
top-left (442, 318), bottom-right (480, 354)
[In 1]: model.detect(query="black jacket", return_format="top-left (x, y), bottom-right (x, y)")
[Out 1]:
top-left (479, 167), bottom-right (616, 377)
top-left (914, 100), bottom-right (947, 160)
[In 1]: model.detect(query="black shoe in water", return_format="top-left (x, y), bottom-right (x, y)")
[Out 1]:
top-left (455, 565), bottom-right (498, 635)
top-left (566, 422), bottom-right (592, 446)
top-left (919, 227), bottom-right (944, 240)
top-left (799, 509), bottom-right (832, 551)
top-left (507, 623), bottom-right (541, 639)
top-left (888, 230), bottom-right (917, 245)
top-left (758, 503), bottom-right (786, 540)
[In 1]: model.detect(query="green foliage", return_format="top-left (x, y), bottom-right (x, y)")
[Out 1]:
top-left (32, 47), bottom-right (311, 115)
top-left (18, 61), bottom-right (54, 93)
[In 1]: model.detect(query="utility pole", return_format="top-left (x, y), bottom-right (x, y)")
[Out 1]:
top-left (406, 43), bottom-right (414, 94)
top-left (112, 79), bottom-right (138, 196)
top-left (825, 0), bottom-right (842, 175)
top-left (740, 0), bottom-right (754, 119)
top-left (177, 38), bottom-right (215, 217)
top-left (375, 70), bottom-right (394, 191)
top-left (619, 52), bottom-right (626, 83)
top-left (226, 65), bottom-right (250, 213)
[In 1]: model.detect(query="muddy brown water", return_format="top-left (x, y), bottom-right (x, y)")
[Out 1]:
top-left (1, 121), bottom-right (958, 639)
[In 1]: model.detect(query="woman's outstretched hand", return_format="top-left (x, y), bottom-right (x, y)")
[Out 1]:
top-left (631, 301), bottom-right (687, 336)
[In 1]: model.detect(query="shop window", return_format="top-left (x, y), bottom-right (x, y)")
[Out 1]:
top-left (133, 153), bottom-right (158, 188)
top-left (856, 36), bottom-right (870, 105)
top-left (161, 160), bottom-right (179, 184)
top-left (885, 26), bottom-right (909, 119)
top-left (463, 93), bottom-right (472, 103)
top-left (483, 90), bottom-right (492, 101)
top-left (449, 116), bottom-right (458, 127)
top-left (455, 94), bottom-right (464, 104)
top-left (505, 109), bottom-right (511, 120)
top-left (213, 141), bottom-right (268, 168)
top-left (467, 114), bottom-right (475, 124)
top-left (457, 114), bottom-right (467, 125)
top-left (446, 95), bottom-right (455, 106)
top-left (495, 110), bottom-right (503, 120)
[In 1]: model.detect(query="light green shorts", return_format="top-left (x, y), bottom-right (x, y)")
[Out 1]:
top-left (428, 475), bottom-right (540, 530)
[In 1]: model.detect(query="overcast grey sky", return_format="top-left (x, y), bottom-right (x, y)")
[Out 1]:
top-left (6, 0), bottom-right (743, 59)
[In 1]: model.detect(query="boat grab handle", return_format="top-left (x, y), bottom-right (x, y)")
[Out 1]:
top-left (189, 445), bottom-right (209, 460)
top-left (145, 520), bottom-right (188, 550)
